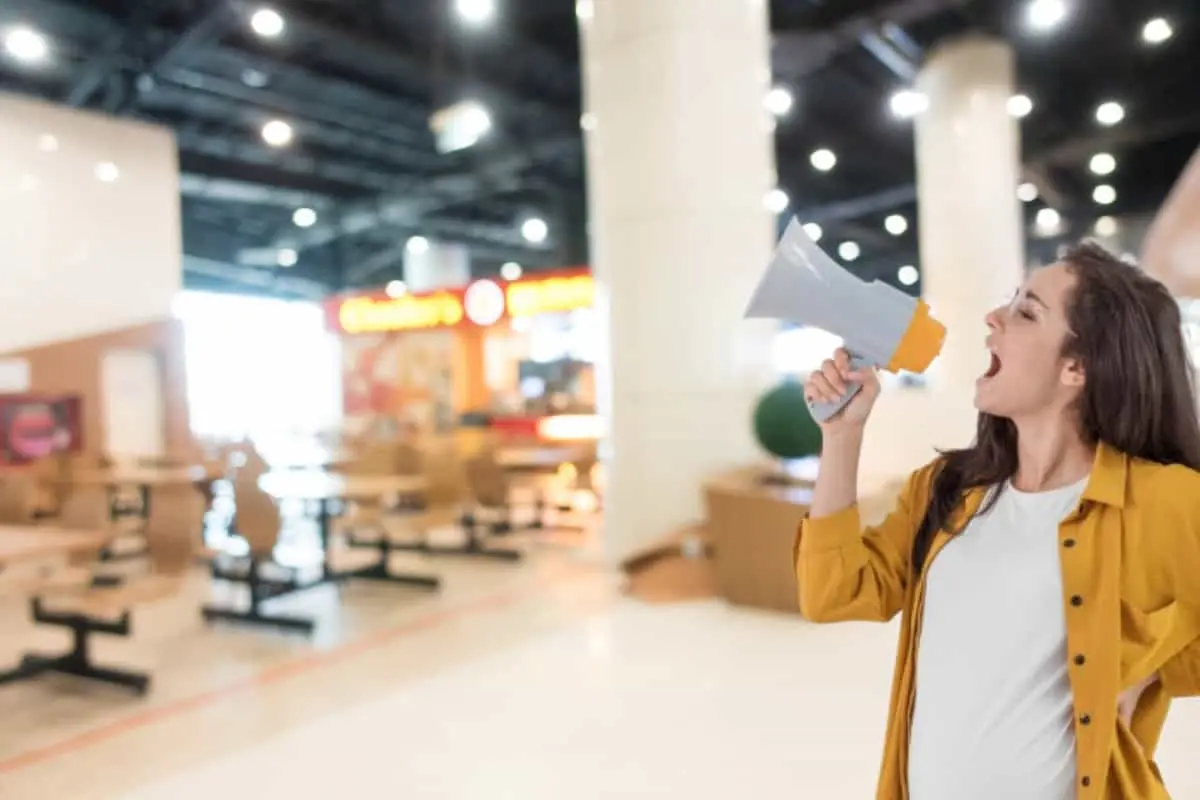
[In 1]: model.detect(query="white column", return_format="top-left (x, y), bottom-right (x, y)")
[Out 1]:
top-left (861, 37), bottom-right (1025, 482)
top-left (0, 94), bottom-right (181, 352)
top-left (916, 37), bottom-right (1025, 397)
top-left (579, 0), bottom-right (778, 563)
top-left (404, 241), bottom-right (471, 293)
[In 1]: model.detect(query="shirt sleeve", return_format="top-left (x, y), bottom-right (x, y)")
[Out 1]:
top-left (1159, 636), bottom-right (1200, 698)
top-left (793, 462), bottom-right (937, 623)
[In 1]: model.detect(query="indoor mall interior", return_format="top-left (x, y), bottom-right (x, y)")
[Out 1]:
top-left (2, 0), bottom-right (1200, 797)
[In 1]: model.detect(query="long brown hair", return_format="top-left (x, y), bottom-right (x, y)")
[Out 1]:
top-left (911, 240), bottom-right (1200, 572)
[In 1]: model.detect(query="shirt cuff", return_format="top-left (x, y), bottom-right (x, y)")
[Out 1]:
top-left (1160, 646), bottom-right (1200, 698)
top-left (797, 505), bottom-right (863, 555)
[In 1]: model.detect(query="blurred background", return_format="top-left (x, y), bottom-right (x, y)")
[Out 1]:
top-left (0, 0), bottom-right (1197, 797)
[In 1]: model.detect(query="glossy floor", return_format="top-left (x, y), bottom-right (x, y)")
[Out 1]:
top-left (3, 537), bottom-right (1200, 798)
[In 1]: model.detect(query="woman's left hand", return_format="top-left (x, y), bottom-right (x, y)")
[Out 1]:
top-left (1118, 673), bottom-right (1159, 725)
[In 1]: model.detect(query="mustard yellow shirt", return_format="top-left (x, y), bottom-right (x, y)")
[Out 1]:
top-left (795, 442), bottom-right (1200, 799)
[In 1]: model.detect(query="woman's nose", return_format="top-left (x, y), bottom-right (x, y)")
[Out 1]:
top-left (984, 305), bottom-right (1004, 331)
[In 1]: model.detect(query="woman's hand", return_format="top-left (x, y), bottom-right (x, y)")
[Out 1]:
top-left (803, 348), bottom-right (882, 435)
top-left (1118, 673), bottom-right (1159, 726)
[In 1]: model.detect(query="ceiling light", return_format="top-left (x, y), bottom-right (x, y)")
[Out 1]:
top-left (575, 0), bottom-right (594, 21)
top-left (1093, 184), bottom-right (1117, 205)
top-left (1035, 207), bottom-right (1061, 231)
top-left (1095, 101), bottom-right (1125, 126)
top-left (764, 188), bottom-right (789, 213)
top-left (580, 112), bottom-right (596, 132)
top-left (1008, 94), bottom-right (1034, 118)
top-left (889, 89), bottom-right (928, 119)
top-left (386, 280), bottom-right (407, 298)
top-left (292, 207), bottom-right (317, 228)
top-left (455, 0), bottom-right (496, 25)
top-left (521, 217), bottom-right (548, 244)
top-left (1089, 152), bottom-right (1116, 176)
top-left (764, 86), bottom-right (794, 117)
top-left (838, 241), bottom-right (860, 262)
top-left (241, 68), bottom-right (270, 88)
top-left (406, 235), bottom-right (430, 255)
top-left (897, 265), bottom-right (919, 286)
top-left (261, 119), bottom-right (294, 147)
top-left (249, 7), bottom-right (285, 38)
top-left (810, 148), bottom-right (837, 172)
top-left (1142, 17), bottom-right (1173, 45)
top-left (37, 134), bottom-right (58, 152)
top-left (3, 26), bottom-right (50, 64)
top-left (431, 100), bottom-right (492, 152)
top-left (277, 248), bottom-right (298, 267)
top-left (884, 214), bottom-right (908, 236)
top-left (500, 261), bottom-right (523, 281)
top-left (1026, 0), bottom-right (1068, 32)
top-left (802, 222), bottom-right (823, 242)
top-left (94, 162), bottom-right (119, 183)
top-left (1094, 216), bottom-right (1118, 237)
top-left (1017, 182), bottom-right (1039, 203)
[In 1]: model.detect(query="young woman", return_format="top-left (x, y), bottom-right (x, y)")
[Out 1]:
top-left (797, 241), bottom-right (1200, 799)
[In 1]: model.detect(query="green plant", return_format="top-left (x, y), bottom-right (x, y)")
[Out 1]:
top-left (753, 379), bottom-right (822, 460)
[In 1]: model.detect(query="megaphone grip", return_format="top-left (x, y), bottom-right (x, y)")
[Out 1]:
top-left (806, 352), bottom-right (875, 423)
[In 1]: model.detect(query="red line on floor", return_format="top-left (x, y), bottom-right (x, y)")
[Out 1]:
top-left (0, 562), bottom-right (603, 776)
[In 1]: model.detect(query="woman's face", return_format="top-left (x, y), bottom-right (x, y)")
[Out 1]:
top-left (975, 262), bottom-right (1086, 419)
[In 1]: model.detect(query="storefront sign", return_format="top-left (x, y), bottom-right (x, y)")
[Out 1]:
top-left (506, 274), bottom-right (594, 317)
top-left (337, 292), bottom-right (464, 334)
top-left (330, 270), bottom-right (594, 335)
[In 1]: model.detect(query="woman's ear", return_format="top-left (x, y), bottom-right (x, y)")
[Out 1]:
top-left (1061, 358), bottom-right (1086, 388)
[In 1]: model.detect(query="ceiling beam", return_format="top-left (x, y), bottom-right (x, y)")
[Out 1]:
top-left (183, 255), bottom-right (328, 299)
top-left (244, 135), bottom-right (579, 257)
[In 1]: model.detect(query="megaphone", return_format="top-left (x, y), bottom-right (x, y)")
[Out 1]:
top-left (745, 217), bottom-right (946, 423)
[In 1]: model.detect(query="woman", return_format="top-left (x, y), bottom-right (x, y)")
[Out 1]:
top-left (798, 240), bottom-right (1200, 799)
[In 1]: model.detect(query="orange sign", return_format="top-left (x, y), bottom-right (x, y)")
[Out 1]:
top-left (338, 292), bottom-right (464, 335)
top-left (329, 270), bottom-right (594, 335)
top-left (506, 274), bottom-right (594, 317)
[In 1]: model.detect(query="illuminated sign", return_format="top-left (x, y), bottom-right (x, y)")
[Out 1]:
top-left (464, 279), bottom-right (506, 326)
top-left (338, 292), bottom-right (463, 334)
top-left (330, 270), bottom-right (594, 335)
top-left (506, 274), bottom-right (593, 317)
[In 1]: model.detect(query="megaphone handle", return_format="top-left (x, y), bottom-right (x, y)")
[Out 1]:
top-left (806, 351), bottom-right (876, 424)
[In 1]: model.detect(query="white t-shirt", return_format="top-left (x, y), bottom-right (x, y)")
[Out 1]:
top-left (908, 477), bottom-right (1087, 800)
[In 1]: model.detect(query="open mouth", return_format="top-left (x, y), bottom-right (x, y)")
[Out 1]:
top-left (983, 351), bottom-right (1002, 379)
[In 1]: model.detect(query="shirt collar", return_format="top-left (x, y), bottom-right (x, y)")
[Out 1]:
top-left (1082, 440), bottom-right (1128, 508)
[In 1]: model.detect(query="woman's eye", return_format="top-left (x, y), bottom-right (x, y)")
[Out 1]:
top-left (1017, 308), bottom-right (1036, 321)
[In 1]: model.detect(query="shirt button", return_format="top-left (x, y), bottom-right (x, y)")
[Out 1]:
top-left (1071, 595), bottom-right (1083, 606)
top-left (1063, 538), bottom-right (1077, 548)
top-left (1080, 714), bottom-right (1092, 725)
top-left (1082, 776), bottom-right (1091, 787)
top-left (1074, 654), bottom-right (1086, 666)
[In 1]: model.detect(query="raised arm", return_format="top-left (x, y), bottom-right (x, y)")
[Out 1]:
top-left (795, 347), bottom-right (935, 623)
top-left (796, 457), bottom-right (935, 623)
top-left (1141, 146), bottom-right (1200, 293)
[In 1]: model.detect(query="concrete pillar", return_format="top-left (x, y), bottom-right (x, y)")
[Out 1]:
top-left (915, 36), bottom-right (1025, 397)
top-left (579, 0), bottom-right (778, 563)
top-left (860, 37), bottom-right (1026, 482)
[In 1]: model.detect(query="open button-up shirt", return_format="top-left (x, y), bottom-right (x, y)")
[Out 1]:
top-left (795, 442), bottom-right (1200, 799)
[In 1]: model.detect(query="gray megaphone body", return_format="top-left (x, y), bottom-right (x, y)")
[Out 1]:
top-left (745, 217), bottom-right (947, 423)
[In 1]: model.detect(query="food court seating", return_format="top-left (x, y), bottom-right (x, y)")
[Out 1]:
top-left (6, 484), bottom-right (204, 694)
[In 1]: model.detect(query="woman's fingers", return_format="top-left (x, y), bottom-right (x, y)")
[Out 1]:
top-left (805, 371), bottom-right (838, 404)
top-left (820, 359), bottom-right (847, 395)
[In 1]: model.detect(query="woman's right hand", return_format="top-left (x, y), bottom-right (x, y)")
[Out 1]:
top-left (804, 348), bottom-right (882, 434)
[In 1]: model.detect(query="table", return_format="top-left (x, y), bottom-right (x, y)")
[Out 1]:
top-left (0, 524), bottom-right (148, 692)
top-left (494, 446), bottom-right (588, 471)
top-left (0, 525), bottom-right (108, 566)
top-left (60, 465), bottom-right (222, 560)
top-left (260, 470), bottom-right (437, 588)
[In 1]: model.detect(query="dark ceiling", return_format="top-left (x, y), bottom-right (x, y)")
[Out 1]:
top-left (2, 0), bottom-right (1198, 299)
